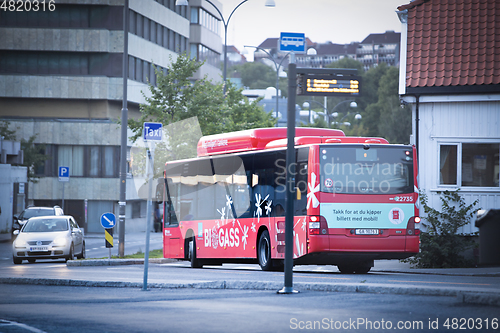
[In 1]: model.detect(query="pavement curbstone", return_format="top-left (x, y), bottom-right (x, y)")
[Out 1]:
top-left (66, 258), bottom-right (176, 266)
top-left (2, 276), bottom-right (498, 307)
top-left (458, 292), bottom-right (500, 307)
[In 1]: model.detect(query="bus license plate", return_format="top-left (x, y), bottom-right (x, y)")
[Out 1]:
top-left (355, 229), bottom-right (378, 235)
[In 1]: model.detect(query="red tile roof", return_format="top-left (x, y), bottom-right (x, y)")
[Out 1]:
top-left (398, 0), bottom-right (500, 89)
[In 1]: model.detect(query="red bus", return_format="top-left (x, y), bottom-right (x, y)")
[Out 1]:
top-left (162, 127), bottom-right (420, 273)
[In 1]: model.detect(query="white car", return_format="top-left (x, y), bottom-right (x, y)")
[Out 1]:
top-left (12, 215), bottom-right (85, 264)
top-left (12, 205), bottom-right (64, 239)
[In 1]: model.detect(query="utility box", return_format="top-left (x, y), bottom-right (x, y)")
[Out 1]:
top-left (475, 209), bottom-right (500, 266)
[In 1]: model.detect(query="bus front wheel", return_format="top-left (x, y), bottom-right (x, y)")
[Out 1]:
top-left (189, 238), bottom-right (203, 268)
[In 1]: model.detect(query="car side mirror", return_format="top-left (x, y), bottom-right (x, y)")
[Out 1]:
top-left (13, 230), bottom-right (20, 236)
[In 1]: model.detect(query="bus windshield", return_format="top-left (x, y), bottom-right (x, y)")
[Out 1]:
top-left (319, 145), bottom-right (414, 195)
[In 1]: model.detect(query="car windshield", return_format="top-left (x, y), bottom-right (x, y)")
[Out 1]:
top-left (22, 208), bottom-right (55, 219)
top-left (23, 218), bottom-right (68, 232)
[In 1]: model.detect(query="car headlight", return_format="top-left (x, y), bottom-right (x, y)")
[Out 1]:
top-left (14, 239), bottom-right (28, 248)
top-left (52, 237), bottom-right (68, 247)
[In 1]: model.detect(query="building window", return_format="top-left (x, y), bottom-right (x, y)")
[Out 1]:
top-left (190, 7), bottom-right (198, 24)
top-left (439, 143), bottom-right (499, 188)
top-left (462, 143), bottom-right (499, 187)
top-left (132, 201), bottom-right (141, 218)
top-left (439, 144), bottom-right (458, 185)
top-left (58, 145), bottom-right (84, 176)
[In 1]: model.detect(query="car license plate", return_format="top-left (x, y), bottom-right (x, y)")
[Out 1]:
top-left (30, 246), bottom-right (49, 252)
top-left (355, 229), bottom-right (378, 235)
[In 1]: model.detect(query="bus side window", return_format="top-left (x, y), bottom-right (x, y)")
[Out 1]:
top-left (253, 152), bottom-right (276, 218)
top-left (294, 148), bottom-right (309, 215)
top-left (164, 179), bottom-right (179, 227)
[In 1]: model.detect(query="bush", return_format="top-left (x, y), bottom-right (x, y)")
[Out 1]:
top-left (404, 190), bottom-right (479, 268)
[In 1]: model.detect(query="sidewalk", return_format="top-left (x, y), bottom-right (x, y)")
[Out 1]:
top-left (4, 231), bottom-right (499, 277)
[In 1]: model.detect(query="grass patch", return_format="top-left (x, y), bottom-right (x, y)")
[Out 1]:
top-left (96, 249), bottom-right (163, 259)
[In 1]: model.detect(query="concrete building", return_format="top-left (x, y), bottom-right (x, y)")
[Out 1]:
top-left (0, 0), bottom-right (222, 233)
top-left (297, 42), bottom-right (358, 68)
top-left (357, 30), bottom-right (400, 71)
top-left (0, 138), bottom-right (27, 234)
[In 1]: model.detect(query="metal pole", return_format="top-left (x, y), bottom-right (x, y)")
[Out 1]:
top-left (204, 0), bottom-right (248, 95)
top-left (278, 56), bottom-right (298, 294)
top-left (118, 0), bottom-right (129, 258)
top-left (276, 71), bottom-right (279, 126)
top-left (62, 183), bottom-right (65, 211)
top-left (143, 147), bottom-right (153, 291)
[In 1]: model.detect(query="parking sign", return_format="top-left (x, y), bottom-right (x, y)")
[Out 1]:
top-left (58, 166), bottom-right (70, 182)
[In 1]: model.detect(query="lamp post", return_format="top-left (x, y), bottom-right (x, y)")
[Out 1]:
top-left (245, 45), bottom-right (290, 126)
top-left (302, 99), bottom-right (327, 124)
top-left (331, 101), bottom-right (361, 127)
top-left (301, 99), bottom-right (359, 127)
top-left (176, 0), bottom-right (276, 95)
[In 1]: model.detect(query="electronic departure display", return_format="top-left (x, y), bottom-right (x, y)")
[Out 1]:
top-left (297, 74), bottom-right (361, 96)
top-left (306, 77), bottom-right (359, 94)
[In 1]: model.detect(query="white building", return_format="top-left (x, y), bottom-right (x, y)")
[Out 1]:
top-left (398, 0), bottom-right (500, 233)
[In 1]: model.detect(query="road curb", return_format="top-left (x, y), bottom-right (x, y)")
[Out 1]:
top-left (373, 269), bottom-right (500, 277)
top-left (1, 277), bottom-right (498, 307)
top-left (66, 258), bottom-right (176, 266)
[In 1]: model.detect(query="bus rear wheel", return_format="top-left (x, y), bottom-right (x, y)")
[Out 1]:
top-left (189, 238), bottom-right (203, 268)
top-left (258, 230), bottom-right (272, 271)
top-left (338, 264), bottom-right (371, 274)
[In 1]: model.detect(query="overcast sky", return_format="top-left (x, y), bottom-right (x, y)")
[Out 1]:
top-left (220, 0), bottom-right (407, 58)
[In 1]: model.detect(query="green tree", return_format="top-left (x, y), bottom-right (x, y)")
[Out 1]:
top-left (377, 67), bottom-right (412, 144)
top-left (0, 120), bottom-right (48, 183)
top-left (128, 53), bottom-right (275, 161)
top-left (230, 62), bottom-right (276, 89)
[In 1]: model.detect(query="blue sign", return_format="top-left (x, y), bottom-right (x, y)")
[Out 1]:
top-left (100, 212), bottom-right (116, 229)
top-left (279, 32), bottom-right (306, 53)
top-left (58, 166), bottom-right (70, 182)
top-left (143, 122), bottom-right (163, 141)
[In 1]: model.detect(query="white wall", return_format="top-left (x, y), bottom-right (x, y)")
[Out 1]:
top-left (416, 96), bottom-right (500, 233)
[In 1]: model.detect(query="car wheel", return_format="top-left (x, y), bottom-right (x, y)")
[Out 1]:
top-left (258, 230), bottom-right (272, 271)
top-left (76, 241), bottom-right (86, 259)
top-left (65, 244), bottom-right (74, 262)
top-left (13, 256), bottom-right (22, 265)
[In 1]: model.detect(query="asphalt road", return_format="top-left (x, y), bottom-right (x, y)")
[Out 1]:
top-left (1, 232), bottom-right (500, 332)
top-left (0, 283), bottom-right (499, 333)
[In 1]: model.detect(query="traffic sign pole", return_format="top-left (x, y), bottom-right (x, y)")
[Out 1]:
top-left (58, 166), bottom-right (70, 210)
top-left (100, 213), bottom-right (116, 259)
top-left (142, 122), bottom-right (162, 291)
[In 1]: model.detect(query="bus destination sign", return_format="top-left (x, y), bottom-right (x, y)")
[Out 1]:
top-left (297, 74), bottom-right (361, 96)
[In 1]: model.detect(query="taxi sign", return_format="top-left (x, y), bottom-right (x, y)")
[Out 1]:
top-left (143, 122), bottom-right (163, 141)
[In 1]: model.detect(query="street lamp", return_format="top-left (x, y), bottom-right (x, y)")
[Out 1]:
top-left (176, 0), bottom-right (276, 95)
top-left (331, 101), bottom-right (361, 127)
top-left (245, 45), bottom-right (290, 126)
top-left (302, 100), bottom-right (326, 124)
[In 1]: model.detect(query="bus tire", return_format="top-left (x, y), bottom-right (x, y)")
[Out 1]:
top-left (189, 238), bottom-right (203, 268)
top-left (258, 230), bottom-right (272, 271)
top-left (338, 264), bottom-right (371, 274)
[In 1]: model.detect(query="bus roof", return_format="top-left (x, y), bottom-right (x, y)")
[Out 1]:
top-left (264, 136), bottom-right (389, 149)
top-left (197, 127), bottom-right (345, 157)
